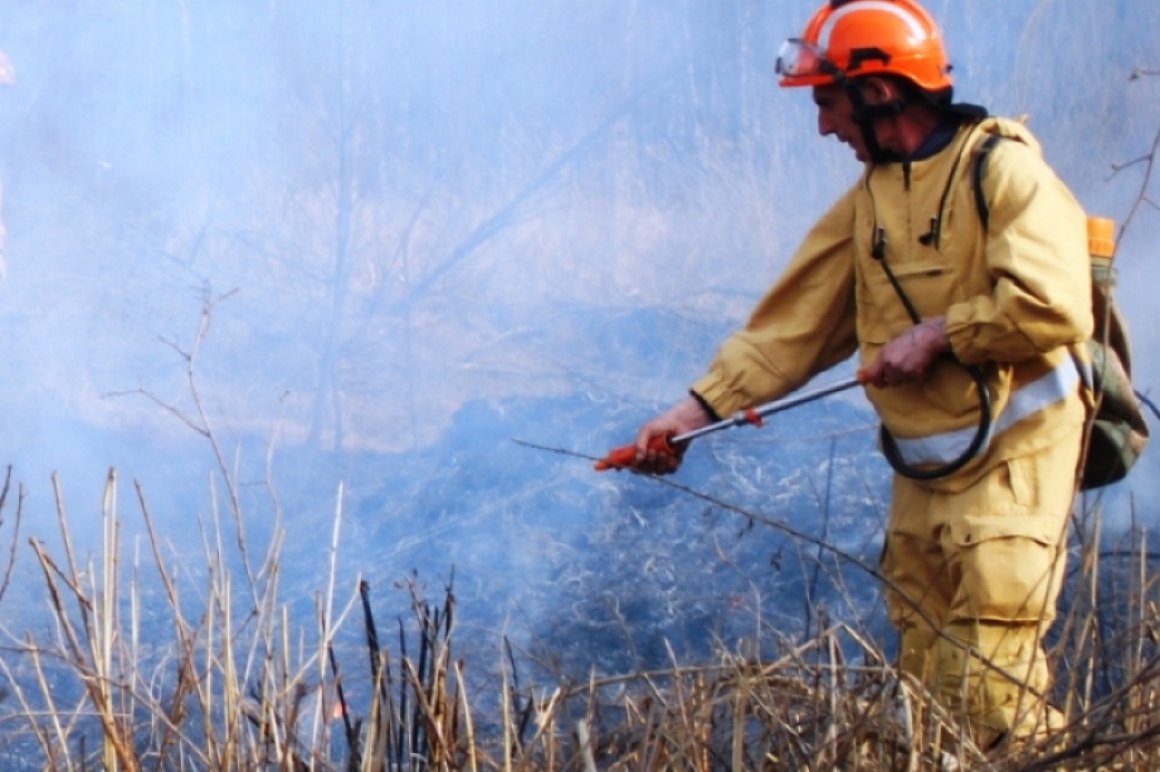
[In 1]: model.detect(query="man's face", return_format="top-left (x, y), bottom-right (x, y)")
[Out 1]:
top-left (811, 79), bottom-right (904, 162)
top-left (811, 83), bottom-right (870, 162)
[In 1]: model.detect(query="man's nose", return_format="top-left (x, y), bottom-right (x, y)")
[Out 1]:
top-left (817, 111), bottom-right (833, 136)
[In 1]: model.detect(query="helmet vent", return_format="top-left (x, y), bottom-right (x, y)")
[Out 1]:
top-left (848, 47), bottom-right (892, 71)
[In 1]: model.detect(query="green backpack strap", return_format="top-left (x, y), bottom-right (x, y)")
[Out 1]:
top-left (970, 131), bottom-right (1151, 489)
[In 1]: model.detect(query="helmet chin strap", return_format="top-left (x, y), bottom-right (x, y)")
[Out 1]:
top-left (843, 76), bottom-right (907, 163)
top-left (841, 72), bottom-right (981, 163)
top-left (816, 58), bottom-right (907, 163)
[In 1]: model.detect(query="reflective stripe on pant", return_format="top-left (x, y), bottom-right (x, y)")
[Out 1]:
top-left (882, 428), bottom-right (1081, 746)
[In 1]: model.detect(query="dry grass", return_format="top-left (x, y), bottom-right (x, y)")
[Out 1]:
top-left (0, 462), bottom-right (1154, 772)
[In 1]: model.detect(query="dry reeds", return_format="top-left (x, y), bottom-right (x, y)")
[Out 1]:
top-left (0, 463), bottom-right (1156, 770)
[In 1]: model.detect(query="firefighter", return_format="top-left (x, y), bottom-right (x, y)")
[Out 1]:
top-left (631, 0), bottom-right (1092, 750)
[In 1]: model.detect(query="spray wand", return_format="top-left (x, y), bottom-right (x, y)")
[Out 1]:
top-left (595, 370), bottom-right (869, 471)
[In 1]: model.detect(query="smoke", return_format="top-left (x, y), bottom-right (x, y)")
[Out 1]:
top-left (0, 0), bottom-right (1155, 679)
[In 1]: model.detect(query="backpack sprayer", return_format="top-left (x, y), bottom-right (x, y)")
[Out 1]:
top-left (595, 370), bottom-right (869, 471)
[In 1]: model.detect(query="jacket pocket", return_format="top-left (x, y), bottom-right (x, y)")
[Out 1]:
top-left (945, 513), bottom-right (1065, 623)
top-left (857, 259), bottom-right (951, 344)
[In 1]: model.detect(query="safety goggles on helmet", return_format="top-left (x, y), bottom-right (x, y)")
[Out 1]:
top-left (775, 38), bottom-right (839, 83)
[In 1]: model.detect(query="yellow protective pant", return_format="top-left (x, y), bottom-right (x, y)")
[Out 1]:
top-left (881, 430), bottom-right (1081, 748)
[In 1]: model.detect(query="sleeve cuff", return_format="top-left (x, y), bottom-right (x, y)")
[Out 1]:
top-left (689, 389), bottom-right (722, 422)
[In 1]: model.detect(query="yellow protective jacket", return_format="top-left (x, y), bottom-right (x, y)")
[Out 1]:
top-left (691, 117), bottom-right (1093, 490)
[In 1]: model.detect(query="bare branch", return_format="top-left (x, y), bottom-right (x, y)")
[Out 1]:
top-left (0, 468), bottom-right (22, 605)
top-left (104, 387), bottom-right (209, 437)
top-left (1108, 126), bottom-right (1160, 243)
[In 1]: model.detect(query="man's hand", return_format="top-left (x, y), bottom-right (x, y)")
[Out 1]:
top-left (864, 317), bottom-right (951, 388)
top-left (631, 396), bottom-right (713, 474)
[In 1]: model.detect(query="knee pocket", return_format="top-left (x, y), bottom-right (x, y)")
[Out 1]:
top-left (949, 521), bottom-right (1064, 623)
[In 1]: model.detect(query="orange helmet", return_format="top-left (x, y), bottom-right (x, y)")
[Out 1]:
top-left (776, 0), bottom-right (952, 93)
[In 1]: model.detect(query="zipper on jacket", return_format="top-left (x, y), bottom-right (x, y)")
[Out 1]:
top-left (920, 125), bottom-right (983, 251)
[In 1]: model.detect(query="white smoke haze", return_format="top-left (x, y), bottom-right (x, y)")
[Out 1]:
top-left (0, 0), bottom-right (1156, 712)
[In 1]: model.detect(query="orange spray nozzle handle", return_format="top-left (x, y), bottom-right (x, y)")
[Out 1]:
top-left (594, 434), bottom-right (675, 471)
top-left (594, 371), bottom-right (869, 473)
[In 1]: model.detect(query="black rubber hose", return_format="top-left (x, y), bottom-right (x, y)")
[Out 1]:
top-left (878, 362), bottom-right (993, 480)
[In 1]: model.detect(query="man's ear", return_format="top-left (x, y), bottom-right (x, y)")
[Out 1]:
top-left (857, 76), bottom-right (897, 106)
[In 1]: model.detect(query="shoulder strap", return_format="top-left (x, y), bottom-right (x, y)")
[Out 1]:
top-left (972, 134), bottom-right (1003, 230)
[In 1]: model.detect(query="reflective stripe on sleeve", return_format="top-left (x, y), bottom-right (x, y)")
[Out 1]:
top-left (889, 360), bottom-right (1079, 466)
